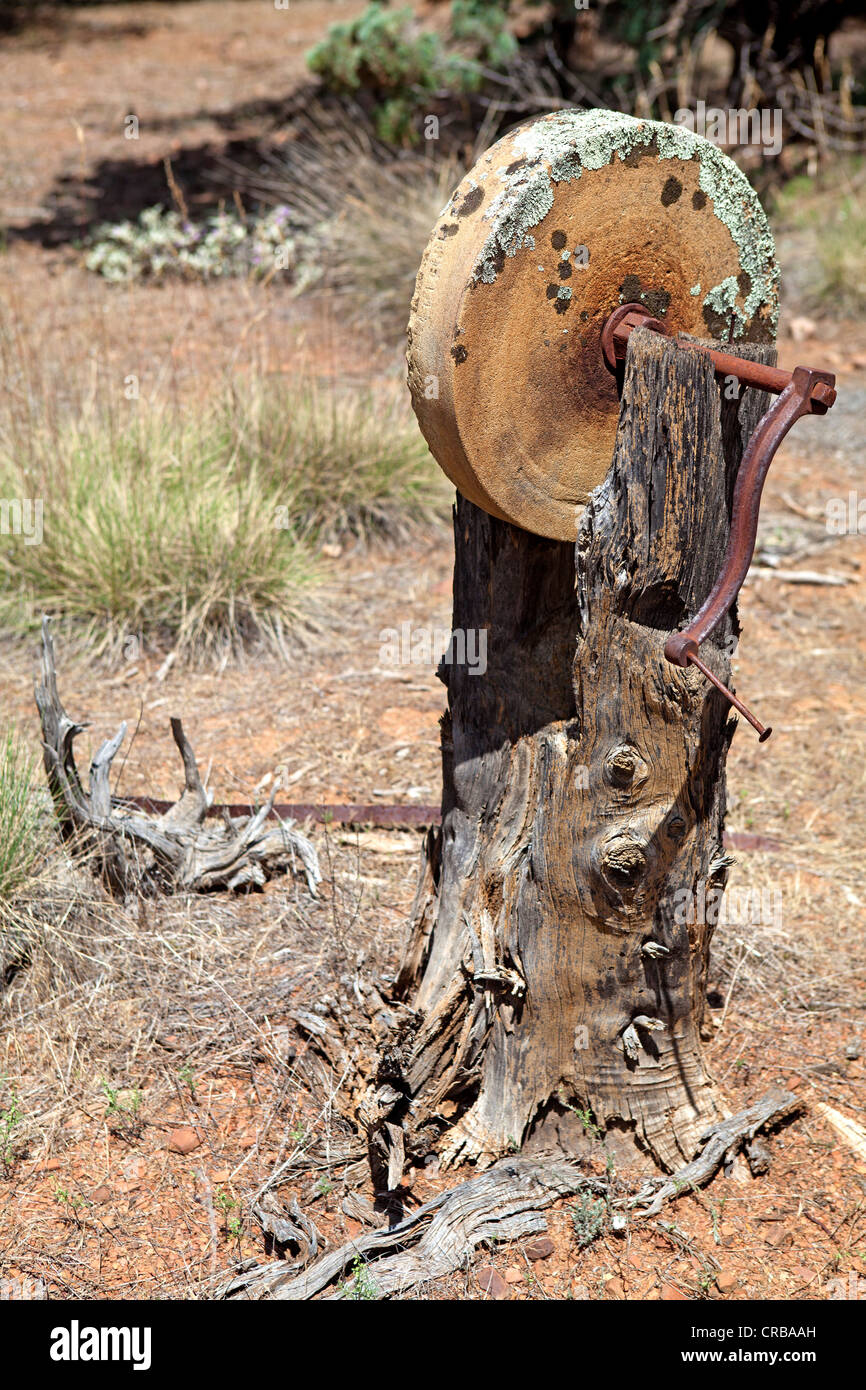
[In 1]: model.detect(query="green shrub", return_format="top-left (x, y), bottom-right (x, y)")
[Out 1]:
top-left (307, 1), bottom-right (515, 144)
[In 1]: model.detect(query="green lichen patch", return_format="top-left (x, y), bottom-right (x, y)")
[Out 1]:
top-left (469, 108), bottom-right (778, 338)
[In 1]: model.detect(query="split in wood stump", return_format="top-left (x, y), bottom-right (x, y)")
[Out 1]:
top-left (34, 618), bottom-right (320, 898)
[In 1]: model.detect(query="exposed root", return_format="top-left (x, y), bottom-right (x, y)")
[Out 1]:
top-left (224, 1087), bottom-right (800, 1299)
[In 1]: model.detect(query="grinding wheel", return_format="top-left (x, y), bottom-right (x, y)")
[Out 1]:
top-left (407, 109), bottom-right (779, 541)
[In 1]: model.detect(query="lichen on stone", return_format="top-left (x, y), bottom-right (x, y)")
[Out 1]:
top-left (702, 275), bottom-right (741, 329)
top-left (469, 108), bottom-right (779, 336)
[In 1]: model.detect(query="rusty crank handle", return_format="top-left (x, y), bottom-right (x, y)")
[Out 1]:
top-left (601, 306), bottom-right (837, 741)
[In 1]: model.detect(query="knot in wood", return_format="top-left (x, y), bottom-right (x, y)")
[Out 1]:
top-left (599, 833), bottom-right (649, 895)
top-left (603, 744), bottom-right (648, 790)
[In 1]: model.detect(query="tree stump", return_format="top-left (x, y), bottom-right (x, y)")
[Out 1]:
top-left (389, 326), bottom-right (776, 1175)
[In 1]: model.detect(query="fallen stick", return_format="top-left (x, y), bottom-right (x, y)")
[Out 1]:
top-left (815, 1103), bottom-right (866, 1164)
top-left (748, 568), bottom-right (852, 586)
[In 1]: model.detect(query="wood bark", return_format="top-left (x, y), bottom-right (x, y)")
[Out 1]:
top-left (388, 327), bottom-right (777, 1175)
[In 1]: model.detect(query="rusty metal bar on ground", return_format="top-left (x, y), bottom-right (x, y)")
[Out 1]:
top-left (601, 304), bottom-right (838, 739)
top-left (115, 795), bottom-right (440, 827)
top-left (112, 794), bottom-right (778, 852)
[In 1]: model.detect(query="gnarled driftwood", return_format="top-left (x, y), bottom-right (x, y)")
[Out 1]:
top-left (34, 618), bottom-right (320, 898)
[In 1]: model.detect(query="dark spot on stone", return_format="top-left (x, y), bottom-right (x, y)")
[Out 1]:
top-left (474, 244), bottom-right (506, 285)
top-left (642, 287), bottom-right (670, 318)
top-left (692, 190), bottom-right (707, 210)
top-left (543, 339), bottom-right (550, 346)
top-left (504, 158), bottom-right (527, 175)
top-left (703, 304), bottom-right (729, 338)
top-left (456, 186), bottom-right (483, 217)
top-left (580, 310), bottom-right (589, 322)
top-left (558, 261), bottom-right (572, 280)
top-left (738, 270), bottom-right (752, 297)
top-left (660, 176), bottom-right (682, 206)
top-left (451, 344), bottom-right (468, 363)
top-left (453, 324), bottom-right (462, 338)
top-left (620, 273), bottom-right (643, 303)
top-left (622, 136), bottom-right (659, 168)
top-left (551, 230), bottom-right (567, 250)
top-left (554, 298), bottom-right (570, 315)
top-left (545, 283), bottom-right (560, 300)
top-left (559, 343), bottom-right (567, 351)
top-left (439, 222), bottom-right (459, 238)
top-left (619, 275), bottom-right (670, 319)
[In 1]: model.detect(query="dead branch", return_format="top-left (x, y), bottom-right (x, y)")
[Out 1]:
top-left (34, 618), bottom-right (320, 898)
top-left (221, 1156), bottom-right (584, 1300)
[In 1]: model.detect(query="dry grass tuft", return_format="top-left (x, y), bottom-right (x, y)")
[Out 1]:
top-left (0, 304), bottom-right (446, 663)
top-left (240, 99), bottom-right (469, 341)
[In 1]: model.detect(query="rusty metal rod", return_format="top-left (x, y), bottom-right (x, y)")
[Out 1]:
top-left (113, 795), bottom-right (440, 826)
top-left (602, 303), bottom-right (836, 411)
top-left (600, 304), bottom-right (837, 739)
top-left (664, 366), bottom-right (832, 669)
top-left (111, 793), bottom-right (778, 850)
top-left (686, 652), bottom-right (772, 742)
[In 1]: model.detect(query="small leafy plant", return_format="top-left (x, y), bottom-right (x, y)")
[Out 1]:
top-left (570, 1191), bottom-right (607, 1248)
top-left (0, 1082), bottom-right (21, 1174)
top-left (100, 1078), bottom-right (144, 1140)
top-left (178, 1064), bottom-right (197, 1101)
top-left (341, 1254), bottom-right (379, 1300)
top-left (215, 1189), bottom-right (242, 1240)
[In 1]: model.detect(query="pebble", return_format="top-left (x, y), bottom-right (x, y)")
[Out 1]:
top-left (524, 1236), bottom-right (555, 1261)
top-left (167, 1125), bottom-right (203, 1155)
top-left (477, 1266), bottom-right (510, 1299)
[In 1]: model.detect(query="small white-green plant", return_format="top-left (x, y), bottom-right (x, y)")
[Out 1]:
top-left (0, 1081), bottom-right (21, 1174)
top-left (569, 1191), bottom-right (606, 1248)
top-left (85, 204), bottom-right (319, 286)
top-left (341, 1254), bottom-right (379, 1300)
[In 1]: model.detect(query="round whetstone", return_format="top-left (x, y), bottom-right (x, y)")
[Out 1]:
top-left (407, 109), bottom-right (779, 542)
